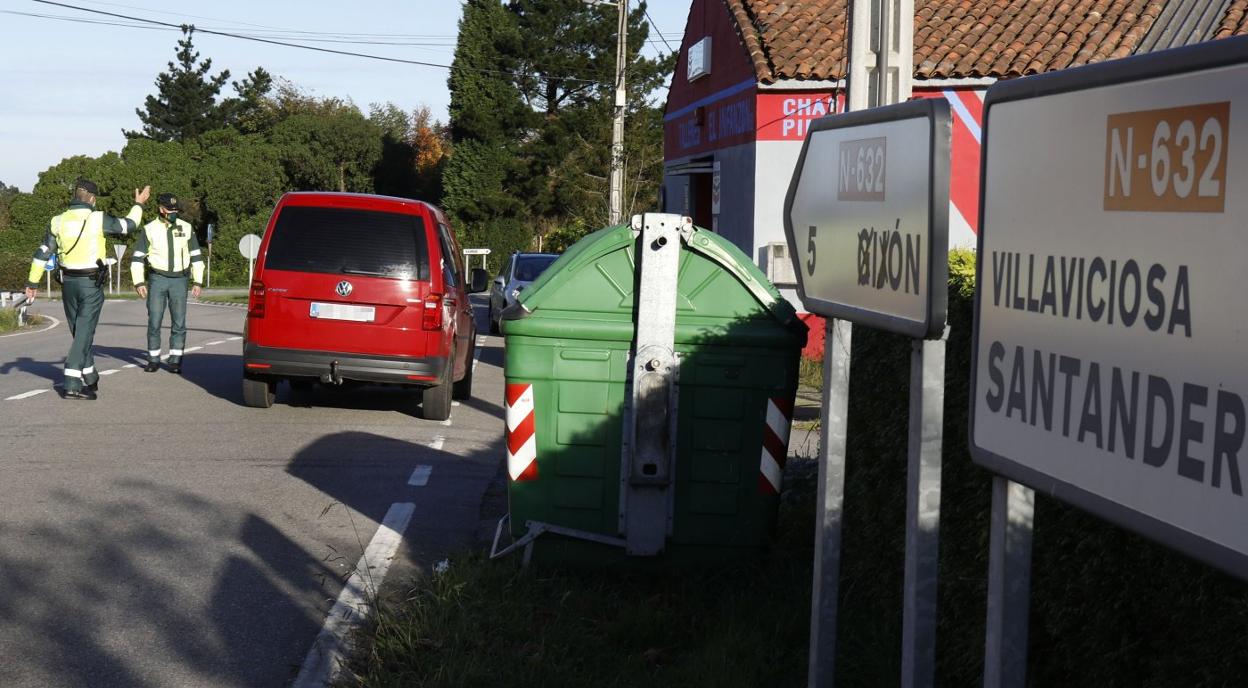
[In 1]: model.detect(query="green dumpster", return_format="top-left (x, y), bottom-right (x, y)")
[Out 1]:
top-left (496, 214), bottom-right (807, 567)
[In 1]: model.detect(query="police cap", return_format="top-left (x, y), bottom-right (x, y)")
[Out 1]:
top-left (158, 193), bottom-right (181, 211)
top-left (73, 178), bottom-right (98, 195)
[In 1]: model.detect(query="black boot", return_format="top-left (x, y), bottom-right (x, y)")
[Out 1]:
top-left (168, 358), bottom-right (182, 374)
top-left (144, 360), bottom-right (159, 373)
top-left (64, 387), bottom-right (97, 401)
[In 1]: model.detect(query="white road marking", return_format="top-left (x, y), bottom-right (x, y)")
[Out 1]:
top-left (426, 435), bottom-right (445, 451)
top-left (226, 336), bottom-right (242, 341)
top-left (185, 346), bottom-right (203, 353)
top-left (440, 417), bottom-right (452, 427)
top-left (293, 502), bottom-right (415, 688)
top-left (408, 465), bottom-right (433, 487)
top-left (0, 313), bottom-right (61, 338)
top-left (205, 340), bottom-right (227, 346)
top-left (5, 389), bottom-right (48, 401)
top-left (99, 369), bottom-right (119, 376)
top-left (123, 364), bottom-right (138, 369)
top-left (472, 337), bottom-right (484, 372)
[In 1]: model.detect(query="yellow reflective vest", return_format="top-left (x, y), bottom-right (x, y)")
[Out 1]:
top-left (131, 217), bottom-right (205, 286)
top-left (27, 201), bottom-right (142, 287)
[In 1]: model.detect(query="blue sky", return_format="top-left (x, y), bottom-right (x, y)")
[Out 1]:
top-left (0, 0), bottom-right (691, 190)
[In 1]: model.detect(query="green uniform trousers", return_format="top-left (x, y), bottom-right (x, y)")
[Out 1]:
top-left (146, 273), bottom-right (189, 363)
top-left (61, 275), bottom-right (104, 392)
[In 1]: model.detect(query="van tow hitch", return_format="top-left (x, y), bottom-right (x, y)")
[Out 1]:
top-left (321, 360), bottom-right (344, 386)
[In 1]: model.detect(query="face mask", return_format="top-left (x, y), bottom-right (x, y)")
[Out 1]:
top-left (167, 212), bottom-right (178, 224)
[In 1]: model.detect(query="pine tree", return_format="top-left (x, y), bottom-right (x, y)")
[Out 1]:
top-left (126, 26), bottom-right (231, 142)
top-left (443, 0), bottom-right (531, 228)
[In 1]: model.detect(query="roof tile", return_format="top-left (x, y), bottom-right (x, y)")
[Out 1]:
top-left (726, 0), bottom-right (1244, 83)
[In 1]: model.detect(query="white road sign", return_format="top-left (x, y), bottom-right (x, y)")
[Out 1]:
top-left (970, 38), bottom-right (1248, 577)
top-left (238, 234), bottom-right (262, 260)
top-left (784, 99), bottom-right (951, 338)
top-left (462, 248), bottom-right (491, 256)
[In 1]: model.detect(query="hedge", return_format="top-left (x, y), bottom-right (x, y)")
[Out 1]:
top-left (832, 250), bottom-right (1248, 686)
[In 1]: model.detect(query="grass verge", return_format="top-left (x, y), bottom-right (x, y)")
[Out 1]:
top-left (344, 469), bottom-right (817, 688)
top-left (0, 308), bottom-right (43, 333)
top-left (798, 356), bottom-right (823, 391)
top-left (197, 294), bottom-right (249, 305)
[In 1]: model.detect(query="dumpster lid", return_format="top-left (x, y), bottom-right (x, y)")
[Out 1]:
top-left (511, 218), bottom-right (805, 333)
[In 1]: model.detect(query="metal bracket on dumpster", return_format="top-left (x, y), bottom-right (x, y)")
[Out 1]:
top-left (490, 515), bottom-right (626, 567)
top-left (618, 213), bottom-right (689, 556)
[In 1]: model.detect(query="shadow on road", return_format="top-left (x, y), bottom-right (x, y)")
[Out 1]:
top-left (0, 479), bottom-right (332, 687)
top-left (0, 423), bottom-right (507, 687)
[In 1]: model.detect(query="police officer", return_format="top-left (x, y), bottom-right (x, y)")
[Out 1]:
top-left (131, 193), bottom-right (204, 374)
top-left (24, 178), bottom-right (150, 400)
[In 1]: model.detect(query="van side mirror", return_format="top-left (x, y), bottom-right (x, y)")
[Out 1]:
top-left (470, 268), bottom-right (489, 294)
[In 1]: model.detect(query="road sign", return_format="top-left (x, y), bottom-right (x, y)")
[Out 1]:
top-left (970, 37), bottom-right (1248, 578)
top-left (784, 98), bottom-right (951, 339)
top-left (238, 234), bottom-right (262, 260)
top-left (462, 248), bottom-right (491, 256)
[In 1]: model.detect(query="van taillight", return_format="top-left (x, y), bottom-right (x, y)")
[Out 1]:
top-left (248, 281), bottom-right (265, 318)
top-left (422, 294), bottom-right (443, 330)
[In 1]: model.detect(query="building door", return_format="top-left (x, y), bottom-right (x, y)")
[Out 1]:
top-left (691, 170), bottom-right (713, 230)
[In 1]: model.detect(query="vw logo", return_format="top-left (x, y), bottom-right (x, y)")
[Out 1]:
top-left (335, 280), bottom-right (353, 297)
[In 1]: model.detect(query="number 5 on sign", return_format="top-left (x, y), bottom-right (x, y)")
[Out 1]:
top-left (807, 226), bottom-right (817, 275)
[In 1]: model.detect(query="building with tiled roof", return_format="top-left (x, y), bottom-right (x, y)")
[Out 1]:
top-left (661, 0), bottom-right (1248, 316)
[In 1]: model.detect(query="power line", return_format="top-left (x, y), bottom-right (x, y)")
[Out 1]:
top-left (643, 6), bottom-right (676, 54)
top-left (30, 0), bottom-right (607, 85)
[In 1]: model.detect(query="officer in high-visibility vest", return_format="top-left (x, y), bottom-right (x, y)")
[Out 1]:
top-left (131, 193), bottom-right (204, 374)
top-left (24, 178), bottom-right (150, 400)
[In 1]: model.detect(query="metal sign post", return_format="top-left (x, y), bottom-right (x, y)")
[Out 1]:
top-left (462, 247), bottom-right (491, 275)
top-left (971, 36), bottom-right (1248, 687)
top-left (983, 476), bottom-right (1033, 688)
top-left (786, 96), bottom-right (950, 688)
top-left (238, 234), bottom-right (261, 288)
top-left (205, 224), bottom-right (214, 289)
top-left (113, 244), bottom-right (126, 293)
top-left (621, 213), bottom-right (686, 555)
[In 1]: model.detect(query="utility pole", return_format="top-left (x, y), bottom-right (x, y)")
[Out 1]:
top-left (583, 0), bottom-right (627, 225)
top-left (609, 0), bottom-right (627, 225)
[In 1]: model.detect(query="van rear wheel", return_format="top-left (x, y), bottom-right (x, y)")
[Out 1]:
top-left (243, 374), bottom-right (276, 408)
top-left (421, 367), bottom-right (452, 421)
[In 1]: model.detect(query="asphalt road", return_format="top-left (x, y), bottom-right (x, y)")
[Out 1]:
top-left (0, 296), bottom-right (505, 687)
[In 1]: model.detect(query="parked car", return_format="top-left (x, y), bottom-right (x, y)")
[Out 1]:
top-left (488, 252), bottom-right (559, 334)
top-left (241, 192), bottom-right (487, 420)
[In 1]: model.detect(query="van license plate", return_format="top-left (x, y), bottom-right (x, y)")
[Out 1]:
top-left (309, 302), bottom-right (375, 322)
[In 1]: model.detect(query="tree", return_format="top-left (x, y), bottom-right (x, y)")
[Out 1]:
top-left (126, 26), bottom-right (232, 141)
top-left (221, 67), bottom-right (276, 134)
top-left (271, 110), bottom-right (383, 193)
top-left (508, 0), bottom-right (672, 225)
top-left (443, 0), bottom-right (530, 234)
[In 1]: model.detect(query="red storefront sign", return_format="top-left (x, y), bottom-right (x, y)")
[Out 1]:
top-left (664, 82), bottom-right (758, 159)
top-left (756, 92), bottom-right (844, 141)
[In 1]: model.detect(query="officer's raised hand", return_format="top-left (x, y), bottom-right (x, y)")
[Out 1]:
top-left (135, 186), bottom-right (151, 205)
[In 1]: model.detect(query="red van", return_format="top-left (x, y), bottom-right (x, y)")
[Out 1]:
top-left (241, 192), bottom-right (487, 420)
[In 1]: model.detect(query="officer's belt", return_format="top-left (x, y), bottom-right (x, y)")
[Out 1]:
top-left (149, 267), bottom-right (189, 278)
top-left (61, 267), bottom-right (101, 277)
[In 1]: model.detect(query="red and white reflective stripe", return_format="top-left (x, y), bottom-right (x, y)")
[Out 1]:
top-left (505, 383), bottom-right (538, 481)
top-left (759, 396), bottom-right (794, 495)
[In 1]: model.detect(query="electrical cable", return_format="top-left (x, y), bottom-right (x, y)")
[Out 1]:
top-left (643, 7), bottom-right (676, 54)
top-left (30, 0), bottom-right (608, 85)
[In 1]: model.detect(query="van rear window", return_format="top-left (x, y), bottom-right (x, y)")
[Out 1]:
top-left (264, 206), bottom-right (430, 280)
